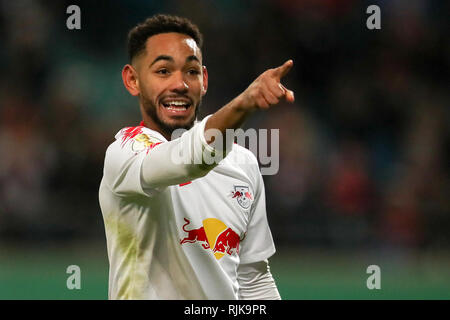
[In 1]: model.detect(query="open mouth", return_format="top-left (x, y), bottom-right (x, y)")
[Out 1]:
top-left (161, 99), bottom-right (192, 112)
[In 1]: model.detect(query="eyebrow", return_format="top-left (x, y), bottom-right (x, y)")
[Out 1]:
top-left (149, 55), bottom-right (201, 67)
top-left (186, 55), bottom-right (200, 63)
top-left (150, 55), bottom-right (174, 66)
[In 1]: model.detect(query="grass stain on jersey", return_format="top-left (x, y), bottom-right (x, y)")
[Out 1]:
top-left (104, 216), bottom-right (146, 299)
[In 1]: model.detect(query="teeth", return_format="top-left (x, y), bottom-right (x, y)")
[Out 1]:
top-left (165, 101), bottom-right (188, 106)
top-left (162, 100), bottom-right (190, 111)
top-left (166, 106), bottom-right (188, 110)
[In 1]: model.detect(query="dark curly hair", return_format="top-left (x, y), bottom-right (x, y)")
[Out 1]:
top-left (127, 14), bottom-right (203, 63)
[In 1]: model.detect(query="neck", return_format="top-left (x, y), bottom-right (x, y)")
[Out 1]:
top-left (141, 118), bottom-right (172, 141)
top-left (139, 105), bottom-right (173, 141)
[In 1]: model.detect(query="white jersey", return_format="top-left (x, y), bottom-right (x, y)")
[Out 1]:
top-left (98, 115), bottom-right (276, 300)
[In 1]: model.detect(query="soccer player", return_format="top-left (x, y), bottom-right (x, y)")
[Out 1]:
top-left (99, 14), bottom-right (294, 300)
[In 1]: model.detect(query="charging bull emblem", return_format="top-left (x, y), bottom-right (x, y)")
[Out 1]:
top-left (179, 218), bottom-right (210, 249)
top-left (180, 218), bottom-right (243, 260)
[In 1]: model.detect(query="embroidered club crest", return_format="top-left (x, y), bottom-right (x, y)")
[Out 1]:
top-left (232, 185), bottom-right (252, 209)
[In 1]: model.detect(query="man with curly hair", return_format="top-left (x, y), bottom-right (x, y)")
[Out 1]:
top-left (99, 14), bottom-right (294, 300)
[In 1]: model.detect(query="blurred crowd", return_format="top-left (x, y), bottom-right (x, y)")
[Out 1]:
top-left (0, 0), bottom-right (448, 250)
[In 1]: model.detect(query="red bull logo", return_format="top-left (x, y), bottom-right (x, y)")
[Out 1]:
top-left (180, 218), bottom-right (210, 249)
top-left (180, 218), bottom-right (242, 260)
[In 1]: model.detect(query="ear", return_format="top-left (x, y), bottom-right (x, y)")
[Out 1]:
top-left (122, 64), bottom-right (140, 96)
top-left (201, 65), bottom-right (208, 96)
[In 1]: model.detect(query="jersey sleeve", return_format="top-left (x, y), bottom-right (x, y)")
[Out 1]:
top-left (102, 115), bottom-right (227, 197)
top-left (238, 164), bottom-right (276, 264)
top-left (237, 260), bottom-right (281, 300)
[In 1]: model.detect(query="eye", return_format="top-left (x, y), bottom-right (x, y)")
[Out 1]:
top-left (156, 68), bottom-right (169, 75)
top-left (187, 69), bottom-right (200, 75)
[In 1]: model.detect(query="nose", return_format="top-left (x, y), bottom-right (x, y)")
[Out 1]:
top-left (169, 71), bottom-right (189, 94)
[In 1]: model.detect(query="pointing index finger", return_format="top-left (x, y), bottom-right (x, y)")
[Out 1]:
top-left (272, 59), bottom-right (293, 79)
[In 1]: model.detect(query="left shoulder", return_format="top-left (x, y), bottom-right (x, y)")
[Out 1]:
top-left (230, 143), bottom-right (259, 165)
top-left (217, 144), bottom-right (264, 194)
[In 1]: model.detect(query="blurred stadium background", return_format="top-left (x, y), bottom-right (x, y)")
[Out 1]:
top-left (0, 0), bottom-right (449, 299)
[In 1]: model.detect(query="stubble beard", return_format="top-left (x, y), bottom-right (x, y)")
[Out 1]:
top-left (140, 95), bottom-right (200, 138)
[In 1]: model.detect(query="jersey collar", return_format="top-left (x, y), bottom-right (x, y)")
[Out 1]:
top-left (138, 118), bottom-right (200, 142)
top-left (138, 121), bottom-right (168, 142)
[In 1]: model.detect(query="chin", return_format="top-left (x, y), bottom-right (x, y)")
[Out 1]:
top-left (166, 117), bottom-right (196, 130)
top-left (157, 106), bottom-right (197, 130)
top-left (142, 98), bottom-right (200, 134)
top-left (155, 113), bottom-right (196, 135)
